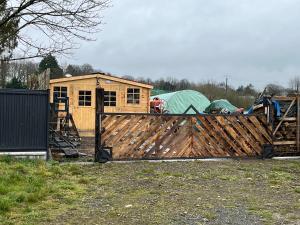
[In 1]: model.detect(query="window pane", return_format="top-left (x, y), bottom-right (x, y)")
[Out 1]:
top-left (61, 87), bottom-right (67, 92)
top-left (61, 92), bottom-right (67, 98)
top-left (79, 96), bottom-right (84, 101)
top-left (111, 97), bottom-right (116, 101)
top-left (86, 96), bottom-right (91, 101)
top-left (54, 87), bottom-right (60, 91)
top-left (86, 91), bottom-right (92, 96)
top-left (111, 91), bottom-right (116, 97)
top-left (79, 91), bottom-right (84, 96)
top-left (127, 94), bottom-right (133, 101)
top-left (104, 96), bottom-right (109, 101)
top-left (127, 89), bottom-right (134, 93)
top-left (53, 92), bottom-right (59, 99)
top-left (104, 102), bottom-right (109, 106)
top-left (79, 101), bottom-right (85, 106)
top-left (134, 89), bottom-right (140, 93)
top-left (111, 102), bottom-right (116, 106)
top-left (85, 101), bottom-right (91, 106)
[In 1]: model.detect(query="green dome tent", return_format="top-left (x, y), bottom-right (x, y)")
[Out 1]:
top-left (151, 90), bottom-right (210, 114)
top-left (205, 99), bottom-right (237, 113)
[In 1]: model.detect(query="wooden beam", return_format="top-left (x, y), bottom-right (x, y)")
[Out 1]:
top-left (273, 99), bottom-right (296, 136)
top-left (95, 88), bottom-right (104, 162)
top-left (273, 96), bottom-right (297, 101)
top-left (279, 117), bottom-right (297, 121)
top-left (273, 141), bottom-right (296, 145)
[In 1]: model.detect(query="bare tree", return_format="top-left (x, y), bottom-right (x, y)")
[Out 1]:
top-left (8, 59), bottom-right (38, 84)
top-left (80, 63), bottom-right (95, 74)
top-left (265, 83), bottom-right (285, 96)
top-left (0, 0), bottom-right (110, 61)
top-left (289, 76), bottom-right (300, 93)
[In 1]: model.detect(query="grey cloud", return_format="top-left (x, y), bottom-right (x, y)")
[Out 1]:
top-left (67, 0), bottom-right (300, 89)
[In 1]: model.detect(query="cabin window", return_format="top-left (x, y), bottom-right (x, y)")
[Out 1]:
top-left (127, 88), bottom-right (140, 104)
top-left (53, 86), bottom-right (67, 102)
top-left (104, 91), bottom-right (117, 106)
top-left (78, 90), bottom-right (92, 106)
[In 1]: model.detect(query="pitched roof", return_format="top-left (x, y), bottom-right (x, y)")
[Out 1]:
top-left (50, 73), bottom-right (153, 89)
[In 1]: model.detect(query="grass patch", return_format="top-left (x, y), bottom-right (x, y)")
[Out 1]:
top-left (0, 157), bottom-right (87, 225)
top-left (0, 158), bottom-right (299, 225)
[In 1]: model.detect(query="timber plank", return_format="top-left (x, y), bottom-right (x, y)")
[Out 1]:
top-left (273, 99), bottom-right (296, 135)
top-left (143, 117), bottom-right (187, 157)
top-left (129, 116), bottom-right (171, 158)
top-left (196, 116), bottom-right (231, 156)
top-left (216, 116), bottom-right (251, 156)
top-left (112, 116), bottom-right (150, 158)
top-left (248, 116), bottom-right (272, 143)
top-left (273, 141), bottom-right (296, 145)
top-left (130, 117), bottom-right (170, 156)
top-left (206, 116), bottom-right (244, 156)
top-left (238, 116), bottom-right (265, 145)
top-left (193, 131), bottom-right (217, 157)
top-left (102, 115), bottom-right (131, 141)
top-left (193, 122), bottom-right (227, 157)
top-left (104, 115), bottom-right (142, 144)
top-left (163, 125), bottom-right (192, 158)
top-left (227, 117), bottom-right (261, 155)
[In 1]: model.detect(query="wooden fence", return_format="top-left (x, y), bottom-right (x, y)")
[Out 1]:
top-left (100, 113), bottom-right (272, 160)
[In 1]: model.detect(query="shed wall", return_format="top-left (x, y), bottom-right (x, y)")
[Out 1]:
top-left (49, 77), bottom-right (151, 136)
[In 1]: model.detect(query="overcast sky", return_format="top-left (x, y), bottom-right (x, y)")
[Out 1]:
top-left (66, 0), bottom-right (300, 90)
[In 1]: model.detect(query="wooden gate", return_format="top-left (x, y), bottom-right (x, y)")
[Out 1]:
top-left (99, 113), bottom-right (272, 160)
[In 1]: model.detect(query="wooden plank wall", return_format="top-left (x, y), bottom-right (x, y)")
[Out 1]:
top-left (100, 114), bottom-right (272, 160)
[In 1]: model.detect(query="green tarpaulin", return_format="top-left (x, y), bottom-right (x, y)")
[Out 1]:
top-left (151, 89), bottom-right (170, 96)
top-left (151, 90), bottom-right (210, 114)
top-left (205, 99), bottom-right (237, 113)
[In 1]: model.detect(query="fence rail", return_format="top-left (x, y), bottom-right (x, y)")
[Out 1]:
top-left (100, 114), bottom-right (272, 160)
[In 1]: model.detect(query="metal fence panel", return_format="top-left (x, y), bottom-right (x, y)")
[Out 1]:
top-left (0, 89), bottom-right (49, 152)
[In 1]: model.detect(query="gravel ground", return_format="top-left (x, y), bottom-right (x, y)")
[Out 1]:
top-left (43, 160), bottom-right (300, 225)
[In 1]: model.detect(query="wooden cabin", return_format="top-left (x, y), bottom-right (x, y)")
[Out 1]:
top-left (49, 73), bottom-right (153, 136)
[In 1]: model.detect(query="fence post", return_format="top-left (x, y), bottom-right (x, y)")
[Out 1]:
top-left (95, 88), bottom-right (104, 162)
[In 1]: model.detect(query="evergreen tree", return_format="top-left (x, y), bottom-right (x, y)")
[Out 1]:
top-left (5, 77), bottom-right (26, 89)
top-left (38, 54), bottom-right (63, 79)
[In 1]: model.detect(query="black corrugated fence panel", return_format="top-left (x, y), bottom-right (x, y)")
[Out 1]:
top-left (0, 89), bottom-right (49, 152)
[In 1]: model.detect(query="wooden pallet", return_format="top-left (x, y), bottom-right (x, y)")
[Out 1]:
top-left (272, 95), bottom-right (300, 155)
top-left (100, 114), bottom-right (271, 160)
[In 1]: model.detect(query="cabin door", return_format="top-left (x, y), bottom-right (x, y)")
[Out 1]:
top-left (72, 86), bottom-right (95, 136)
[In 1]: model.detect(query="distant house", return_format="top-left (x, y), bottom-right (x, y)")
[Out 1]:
top-left (49, 73), bottom-right (153, 136)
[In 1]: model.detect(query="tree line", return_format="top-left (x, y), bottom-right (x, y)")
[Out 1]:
top-left (1, 54), bottom-right (97, 89)
top-left (2, 54), bottom-right (300, 108)
top-left (126, 76), bottom-right (300, 108)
